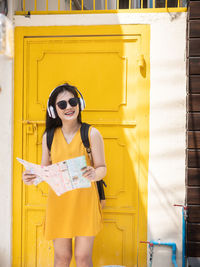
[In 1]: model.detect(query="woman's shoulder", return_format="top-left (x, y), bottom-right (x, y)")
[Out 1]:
top-left (90, 126), bottom-right (100, 135)
top-left (89, 126), bottom-right (103, 145)
top-left (43, 126), bottom-right (61, 135)
top-left (90, 126), bottom-right (101, 137)
top-left (42, 127), bottom-right (61, 143)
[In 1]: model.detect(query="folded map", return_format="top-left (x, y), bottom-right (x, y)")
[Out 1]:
top-left (17, 156), bottom-right (91, 196)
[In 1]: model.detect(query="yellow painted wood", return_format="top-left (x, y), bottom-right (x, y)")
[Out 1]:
top-left (13, 25), bottom-right (150, 267)
top-left (15, 7), bottom-right (187, 15)
top-left (13, 27), bottom-right (24, 267)
top-left (141, 0), bottom-right (143, 9)
top-left (117, 0), bottom-right (119, 9)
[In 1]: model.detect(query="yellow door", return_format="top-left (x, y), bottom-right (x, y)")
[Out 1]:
top-left (13, 25), bottom-right (150, 267)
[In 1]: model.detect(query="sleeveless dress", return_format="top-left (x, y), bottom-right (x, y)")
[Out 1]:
top-left (44, 126), bottom-right (103, 240)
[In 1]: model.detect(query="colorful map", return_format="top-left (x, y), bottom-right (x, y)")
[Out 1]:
top-left (17, 156), bottom-right (91, 196)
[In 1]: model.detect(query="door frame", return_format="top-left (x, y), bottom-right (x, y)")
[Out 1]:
top-left (13, 25), bottom-right (150, 266)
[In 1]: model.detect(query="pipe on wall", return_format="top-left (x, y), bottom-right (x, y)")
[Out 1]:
top-left (149, 241), bottom-right (178, 267)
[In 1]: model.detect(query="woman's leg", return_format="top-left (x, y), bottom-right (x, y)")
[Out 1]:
top-left (74, 236), bottom-right (95, 267)
top-left (53, 238), bottom-right (72, 267)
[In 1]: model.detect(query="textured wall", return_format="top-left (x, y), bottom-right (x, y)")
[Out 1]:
top-left (0, 1), bottom-right (14, 266)
top-left (0, 55), bottom-right (13, 267)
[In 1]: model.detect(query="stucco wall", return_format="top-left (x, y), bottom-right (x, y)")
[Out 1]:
top-left (0, 57), bottom-right (13, 267)
top-left (148, 14), bottom-right (186, 266)
top-left (0, 1), bottom-right (14, 267)
top-left (0, 58), bottom-right (13, 267)
top-left (11, 12), bottom-right (186, 267)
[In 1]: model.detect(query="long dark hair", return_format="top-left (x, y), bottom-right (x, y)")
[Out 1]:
top-left (45, 83), bottom-right (82, 133)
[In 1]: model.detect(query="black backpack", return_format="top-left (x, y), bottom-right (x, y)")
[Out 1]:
top-left (46, 123), bottom-right (106, 206)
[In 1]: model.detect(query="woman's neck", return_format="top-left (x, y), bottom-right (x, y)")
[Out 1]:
top-left (61, 120), bottom-right (81, 135)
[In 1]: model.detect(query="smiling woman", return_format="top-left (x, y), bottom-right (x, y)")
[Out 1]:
top-left (46, 84), bottom-right (83, 128)
top-left (56, 97), bottom-right (78, 119)
top-left (55, 92), bottom-right (81, 129)
top-left (22, 83), bottom-right (107, 267)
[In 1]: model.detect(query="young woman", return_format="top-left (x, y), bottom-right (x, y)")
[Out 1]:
top-left (22, 83), bottom-right (107, 267)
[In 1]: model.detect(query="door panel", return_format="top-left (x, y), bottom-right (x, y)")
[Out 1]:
top-left (14, 25), bottom-right (150, 267)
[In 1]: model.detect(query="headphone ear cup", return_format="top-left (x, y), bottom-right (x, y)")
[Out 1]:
top-left (79, 98), bottom-right (85, 111)
top-left (48, 105), bottom-right (56, 119)
top-left (47, 106), bottom-right (51, 117)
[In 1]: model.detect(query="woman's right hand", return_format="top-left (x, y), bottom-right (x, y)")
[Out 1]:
top-left (22, 170), bottom-right (36, 185)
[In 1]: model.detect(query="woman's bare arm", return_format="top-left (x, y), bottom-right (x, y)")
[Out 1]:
top-left (41, 132), bottom-right (52, 166)
top-left (22, 132), bottom-right (51, 185)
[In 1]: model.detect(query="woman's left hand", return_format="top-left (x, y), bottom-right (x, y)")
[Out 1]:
top-left (81, 166), bottom-right (96, 181)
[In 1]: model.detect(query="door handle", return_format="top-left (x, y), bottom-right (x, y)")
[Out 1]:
top-left (137, 54), bottom-right (145, 67)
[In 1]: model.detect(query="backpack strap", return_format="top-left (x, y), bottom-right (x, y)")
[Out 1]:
top-left (80, 123), bottom-right (91, 154)
top-left (46, 127), bottom-right (55, 152)
top-left (80, 123), bottom-right (107, 202)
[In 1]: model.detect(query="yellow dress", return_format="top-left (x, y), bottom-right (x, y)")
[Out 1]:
top-left (44, 126), bottom-right (103, 240)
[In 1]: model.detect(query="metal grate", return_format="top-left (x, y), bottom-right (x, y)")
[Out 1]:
top-left (15, 0), bottom-right (187, 14)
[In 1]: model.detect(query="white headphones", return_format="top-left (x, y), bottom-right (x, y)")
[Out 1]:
top-left (47, 84), bottom-right (86, 119)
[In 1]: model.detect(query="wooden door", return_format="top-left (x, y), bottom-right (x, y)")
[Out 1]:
top-left (13, 25), bottom-right (150, 267)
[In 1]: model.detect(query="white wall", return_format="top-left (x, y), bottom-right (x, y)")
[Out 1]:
top-left (148, 14), bottom-right (186, 266)
top-left (0, 1), bottom-right (14, 267)
top-left (7, 0), bottom-right (14, 19)
top-left (13, 12), bottom-right (186, 267)
top-left (0, 57), bottom-right (13, 267)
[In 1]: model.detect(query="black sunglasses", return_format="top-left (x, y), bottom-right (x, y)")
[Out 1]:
top-left (56, 98), bottom-right (79, 110)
